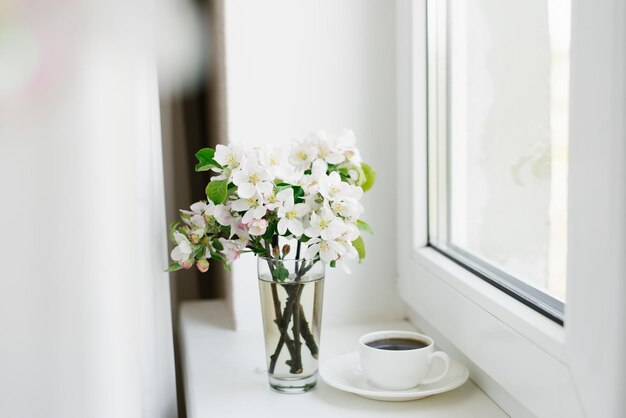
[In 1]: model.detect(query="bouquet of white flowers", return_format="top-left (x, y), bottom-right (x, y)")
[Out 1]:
top-left (167, 129), bottom-right (375, 392)
top-left (167, 129), bottom-right (375, 274)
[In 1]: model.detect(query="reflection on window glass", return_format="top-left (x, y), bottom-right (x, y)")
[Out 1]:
top-left (445, 0), bottom-right (570, 303)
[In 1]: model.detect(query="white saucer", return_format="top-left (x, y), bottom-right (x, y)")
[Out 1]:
top-left (320, 351), bottom-right (469, 401)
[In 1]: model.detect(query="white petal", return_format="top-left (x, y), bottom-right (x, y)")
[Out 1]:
top-left (214, 144), bottom-right (230, 166)
top-left (304, 243), bottom-right (320, 260)
top-left (237, 182), bottom-right (256, 198)
top-left (277, 218), bottom-right (288, 235)
top-left (257, 181), bottom-right (273, 195)
top-left (325, 152), bottom-right (345, 165)
top-left (276, 188), bottom-right (294, 203)
top-left (173, 231), bottom-right (187, 245)
top-left (294, 203), bottom-right (310, 217)
top-left (171, 246), bottom-right (183, 261)
top-left (304, 226), bottom-right (320, 238)
top-left (328, 239), bottom-right (347, 255)
top-left (190, 214), bottom-right (205, 228)
top-left (242, 209), bottom-right (254, 224)
top-left (288, 219), bottom-right (303, 237)
top-left (179, 240), bottom-right (192, 255)
top-left (254, 206), bottom-right (267, 219)
top-left (190, 201), bottom-right (207, 213)
top-left (231, 198), bottom-right (251, 212)
top-left (320, 246), bottom-right (338, 262)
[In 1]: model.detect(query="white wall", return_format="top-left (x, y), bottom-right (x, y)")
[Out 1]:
top-left (223, 0), bottom-right (404, 332)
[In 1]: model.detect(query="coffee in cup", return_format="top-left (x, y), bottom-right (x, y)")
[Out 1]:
top-left (359, 330), bottom-right (451, 390)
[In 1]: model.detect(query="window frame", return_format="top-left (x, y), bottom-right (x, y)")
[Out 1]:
top-left (396, 0), bottom-right (626, 416)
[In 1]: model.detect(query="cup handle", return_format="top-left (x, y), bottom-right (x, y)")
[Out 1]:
top-left (420, 351), bottom-right (451, 385)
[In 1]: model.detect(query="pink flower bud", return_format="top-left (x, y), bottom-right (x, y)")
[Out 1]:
top-left (196, 259), bottom-right (210, 273)
top-left (181, 259), bottom-right (194, 269)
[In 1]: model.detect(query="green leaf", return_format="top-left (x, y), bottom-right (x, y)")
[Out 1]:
top-left (212, 239), bottom-right (224, 251)
top-left (292, 185), bottom-right (304, 203)
top-left (356, 219), bottom-right (374, 235)
top-left (166, 262), bottom-right (182, 272)
top-left (195, 148), bottom-right (222, 172)
top-left (191, 244), bottom-right (206, 259)
top-left (352, 236), bottom-right (366, 261)
top-left (361, 162), bottom-right (376, 192)
top-left (272, 266), bottom-right (289, 282)
top-left (205, 179), bottom-right (229, 204)
top-left (169, 221), bottom-right (181, 243)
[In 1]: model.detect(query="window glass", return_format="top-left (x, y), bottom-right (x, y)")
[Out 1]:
top-left (428, 0), bottom-right (570, 321)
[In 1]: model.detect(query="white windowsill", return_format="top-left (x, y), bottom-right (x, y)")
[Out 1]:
top-left (179, 300), bottom-right (507, 418)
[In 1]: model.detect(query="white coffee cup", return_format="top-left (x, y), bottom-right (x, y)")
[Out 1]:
top-left (359, 330), bottom-right (451, 390)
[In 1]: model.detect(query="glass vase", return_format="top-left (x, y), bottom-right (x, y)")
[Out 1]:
top-left (257, 256), bottom-right (325, 393)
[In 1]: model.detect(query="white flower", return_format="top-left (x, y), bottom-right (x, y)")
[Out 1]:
top-left (288, 140), bottom-right (318, 169)
top-left (330, 199), bottom-right (364, 222)
top-left (182, 201), bottom-right (217, 224)
top-left (318, 171), bottom-right (364, 203)
top-left (171, 231), bottom-right (193, 263)
top-left (259, 145), bottom-right (298, 181)
top-left (214, 204), bottom-right (234, 227)
top-left (188, 214), bottom-right (207, 243)
top-left (334, 129), bottom-right (362, 163)
top-left (262, 189), bottom-right (280, 211)
top-left (232, 154), bottom-right (273, 198)
top-left (230, 194), bottom-right (267, 224)
top-left (219, 238), bottom-right (244, 264)
top-left (312, 131), bottom-right (345, 164)
top-left (276, 188), bottom-right (310, 237)
top-left (299, 159), bottom-right (328, 195)
top-left (248, 219), bottom-right (268, 236)
top-left (190, 201), bottom-right (209, 213)
top-left (304, 236), bottom-right (347, 263)
top-left (318, 171), bottom-right (347, 202)
top-left (304, 205), bottom-right (345, 240)
top-left (214, 143), bottom-right (245, 169)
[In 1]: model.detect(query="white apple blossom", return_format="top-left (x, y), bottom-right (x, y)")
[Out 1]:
top-left (188, 214), bottom-right (207, 244)
top-left (262, 190), bottom-right (280, 211)
top-left (231, 194), bottom-right (267, 224)
top-left (171, 231), bottom-right (193, 263)
top-left (219, 238), bottom-right (245, 264)
top-left (276, 188), bottom-right (310, 237)
top-left (333, 129), bottom-right (362, 163)
top-left (302, 131), bottom-right (343, 165)
top-left (248, 219), bottom-right (268, 236)
top-left (304, 236), bottom-right (347, 263)
top-left (299, 159), bottom-right (327, 195)
top-left (214, 204), bottom-right (234, 227)
top-left (304, 205), bottom-right (345, 240)
top-left (232, 154), bottom-right (273, 198)
top-left (214, 143), bottom-right (245, 169)
top-left (318, 171), bottom-right (348, 202)
top-left (288, 140), bottom-right (318, 169)
top-left (330, 198), bottom-right (364, 222)
top-left (259, 145), bottom-right (298, 181)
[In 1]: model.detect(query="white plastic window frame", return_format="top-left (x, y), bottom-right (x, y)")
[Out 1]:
top-left (396, 1), bottom-right (626, 417)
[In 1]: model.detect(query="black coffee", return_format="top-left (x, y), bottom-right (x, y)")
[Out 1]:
top-left (366, 338), bottom-right (428, 351)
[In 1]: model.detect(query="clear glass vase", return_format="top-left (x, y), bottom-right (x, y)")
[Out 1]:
top-left (257, 256), bottom-right (325, 393)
